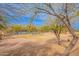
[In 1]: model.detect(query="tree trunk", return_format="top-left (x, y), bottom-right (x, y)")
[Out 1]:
top-left (52, 12), bottom-right (78, 55)
top-left (53, 31), bottom-right (61, 45)
top-left (57, 34), bottom-right (61, 45)
top-left (63, 24), bottom-right (78, 56)
top-left (63, 3), bottom-right (79, 55)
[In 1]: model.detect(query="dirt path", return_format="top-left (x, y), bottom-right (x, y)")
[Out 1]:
top-left (0, 38), bottom-right (65, 56)
top-left (0, 32), bottom-right (78, 56)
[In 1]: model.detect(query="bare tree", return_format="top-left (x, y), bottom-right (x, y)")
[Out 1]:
top-left (35, 3), bottom-right (79, 55)
top-left (63, 3), bottom-right (78, 56)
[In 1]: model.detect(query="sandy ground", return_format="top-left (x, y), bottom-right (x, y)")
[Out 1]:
top-left (11, 32), bottom-right (72, 42)
top-left (0, 32), bottom-right (79, 56)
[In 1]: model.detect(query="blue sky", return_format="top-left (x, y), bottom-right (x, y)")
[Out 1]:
top-left (0, 3), bottom-right (79, 30)
top-left (72, 17), bottom-right (79, 30)
top-left (8, 16), bottom-right (44, 26)
top-left (73, 22), bottom-right (79, 30)
top-left (7, 13), bottom-right (48, 26)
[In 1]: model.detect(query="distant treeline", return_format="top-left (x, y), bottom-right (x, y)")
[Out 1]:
top-left (3, 24), bottom-right (68, 34)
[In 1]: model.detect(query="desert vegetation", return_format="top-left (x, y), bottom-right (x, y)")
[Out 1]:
top-left (0, 3), bottom-right (79, 56)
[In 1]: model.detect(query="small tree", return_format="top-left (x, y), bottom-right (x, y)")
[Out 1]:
top-left (50, 19), bottom-right (63, 45)
top-left (11, 25), bottom-right (23, 34)
top-left (39, 25), bottom-right (51, 32)
top-left (0, 16), bottom-right (7, 40)
top-left (25, 24), bottom-right (37, 32)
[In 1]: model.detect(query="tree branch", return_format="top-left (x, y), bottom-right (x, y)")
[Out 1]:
top-left (36, 7), bottom-right (55, 16)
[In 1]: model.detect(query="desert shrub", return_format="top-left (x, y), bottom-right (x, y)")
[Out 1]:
top-left (25, 24), bottom-right (37, 32)
top-left (11, 25), bottom-right (26, 34)
top-left (0, 24), bottom-right (5, 30)
top-left (38, 25), bottom-right (51, 32)
top-left (0, 16), bottom-right (7, 40)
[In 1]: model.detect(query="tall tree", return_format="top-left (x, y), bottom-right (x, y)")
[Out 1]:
top-left (35, 3), bottom-right (79, 55)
